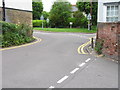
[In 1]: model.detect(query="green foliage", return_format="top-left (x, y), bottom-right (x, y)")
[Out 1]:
top-left (42, 11), bottom-right (49, 20)
top-left (2, 22), bottom-right (18, 34)
top-left (95, 40), bottom-right (104, 55)
top-left (0, 21), bottom-right (34, 48)
top-left (32, 1), bottom-right (43, 20)
top-left (32, 20), bottom-right (47, 27)
top-left (76, 2), bottom-right (90, 14)
top-left (73, 11), bottom-right (88, 28)
top-left (49, 1), bottom-right (71, 28)
top-left (76, 2), bottom-right (98, 25)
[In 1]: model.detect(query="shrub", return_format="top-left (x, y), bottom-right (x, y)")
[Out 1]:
top-left (0, 21), bottom-right (34, 48)
top-left (95, 40), bottom-right (104, 55)
top-left (32, 20), bottom-right (47, 27)
top-left (1, 21), bottom-right (17, 34)
top-left (73, 11), bottom-right (88, 28)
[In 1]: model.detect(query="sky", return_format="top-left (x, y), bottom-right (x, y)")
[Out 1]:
top-left (42, 0), bottom-right (77, 12)
top-left (0, 0), bottom-right (32, 11)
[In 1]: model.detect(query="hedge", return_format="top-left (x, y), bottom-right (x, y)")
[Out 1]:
top-left (0, 21), bottom-right (34, 48)
top-left (32, 20), bottom-right (47, 27)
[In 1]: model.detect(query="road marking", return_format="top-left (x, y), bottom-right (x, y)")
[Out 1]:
top-left (77, 44), bottom-right (84, 54)
top-left (112, 60), bottom-right (115, 62)
top-left (79, 63), bottom-right (86, 67)
top-left (77, 37), bottom-right (95, 55)
top-left (85, 58), bottom-right (91, 63)
top-left (0, 36), bottom-right (42, 51)
top-left (81, 41), bottom-right (91, 54)
top-left (57, 76), bottom-right (69, 84)
top-left (77, 40), bottom-right (91, 54)
top-left (70, 68), bottom-right (79, 74)
top-left (49, 86), bottom-right (55, 89)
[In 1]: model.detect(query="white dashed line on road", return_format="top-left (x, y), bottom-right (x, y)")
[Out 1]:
top-left (112, 60), bottom-right (115, 62)
top-left (57, 76), bottom-right (69, 84)
top-left (79, 62), bottom-right (86, 67)
top-left (85, 58), bottom-right (91, 63)
top-left (70, 68), bottom-right (79, 74)
top-left (48, 58), bottom-right (92, 88)
top-left (49, 86), bottom-right (55, 89)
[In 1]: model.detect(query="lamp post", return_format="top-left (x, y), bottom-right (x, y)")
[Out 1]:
top-left (40, 15), bottom-right (44, 28)
top-left (46, 18), bottom-right (49, 28)
top-left (2, 0), bottom-right (5, 21)
top-left (70, 22), bottom-right (73, 28)
top-left (87, 13), bottom-right (91, 30)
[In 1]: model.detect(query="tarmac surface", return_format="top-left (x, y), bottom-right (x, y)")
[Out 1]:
top-left (2, 30), bottom-right (118, 88)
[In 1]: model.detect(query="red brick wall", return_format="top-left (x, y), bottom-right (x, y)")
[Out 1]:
top-left (97, 22), bottom-right (120, 60)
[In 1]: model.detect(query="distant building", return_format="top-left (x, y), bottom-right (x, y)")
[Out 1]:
top-left (0, 0), bottom-right (32, 26)
top-left (97, 0), bottom-right (120, 60)
top-left (71, 5), bottom-right (78, 12)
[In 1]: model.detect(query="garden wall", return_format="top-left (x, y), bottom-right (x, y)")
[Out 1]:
top-left (97, 22), bottom-right (120, 60)
top-left (0, 8), bottom-right (2, 21)
top-left (5, 8), bottom-right (32, 26)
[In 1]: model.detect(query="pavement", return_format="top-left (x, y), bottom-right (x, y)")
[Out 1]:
top-left (1, 30), bottom-right (118, 88)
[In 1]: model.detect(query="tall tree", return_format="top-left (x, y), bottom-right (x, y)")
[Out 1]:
top-left (76, 1), bottom-right (98, 25)
top-left (73, 11), bottom-right (88, 28)
top-left (42, 11), bottom-right (49, 20)
top-left (49, 0), bottom-right (71, 28)
top-left (32, 1), bottom-right (43, 20)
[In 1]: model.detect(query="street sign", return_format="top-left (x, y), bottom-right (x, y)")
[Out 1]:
top-left (46, 18), bottom-right (49, 23)
top-left (40, 15), bottom-right (44, 20)
top-left (87, 13), bottom-right (91, 20)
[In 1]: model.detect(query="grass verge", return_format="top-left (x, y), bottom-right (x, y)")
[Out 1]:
top-left (34, 27), bottom-right (97, 33)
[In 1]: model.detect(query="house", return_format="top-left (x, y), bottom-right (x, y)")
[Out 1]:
top-left (0, 0), bottom-right (32, 26)
top-left (97, 0), bottom-right (120, 60)
top-left (71, 5), bottom-right (78, 12)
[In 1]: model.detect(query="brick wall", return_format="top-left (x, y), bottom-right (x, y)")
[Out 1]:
top-left (97, 22), bottom-right (120, 60)
top-left (5, 9), bottom-right (32, 27)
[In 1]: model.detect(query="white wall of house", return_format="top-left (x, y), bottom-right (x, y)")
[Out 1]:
top-left (98, 0), bottom-right (120, 22)
top-left (0, 0), bottom-right (32, 11)
top-left (0, 0), bottom-right (2, 7)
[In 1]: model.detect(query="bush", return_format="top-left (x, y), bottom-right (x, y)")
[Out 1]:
top-left (73, 11), bottom-right (88, 28)
top-left (95, 40), bottom-right (104, 55)
top-left (1, 21), bottom-right (17, 34)
top-left (32, 20), bottom-right (47, 27)
top-left (0, 21), bottom-right (34, 48)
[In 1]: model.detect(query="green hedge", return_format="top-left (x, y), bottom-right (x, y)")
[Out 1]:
top-left (32, 20), bottom-right (47, 27)
top-left (0, 21), bottom-right (34, 48)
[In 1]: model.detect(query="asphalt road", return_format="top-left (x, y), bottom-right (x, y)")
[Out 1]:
top-left (2, 30), bottom-right (118, 88)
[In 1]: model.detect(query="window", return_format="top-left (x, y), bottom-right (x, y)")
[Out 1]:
top-left (106, 5), bottom-right (119, 22)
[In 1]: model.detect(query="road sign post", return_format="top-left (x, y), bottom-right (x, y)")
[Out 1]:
top-left (70, 22), bottom-right (73, 28)
top-left (46, 18), bottom-right (49, 28)
top-left (87, 13), bottom-right (92, 30)
top-left (40, 15), bottom-right (44, 28)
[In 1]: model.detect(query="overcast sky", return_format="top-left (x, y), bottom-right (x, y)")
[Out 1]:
top-left (42, 0), bottom-right (77, 12)
top-left (0, 0), bottom-right (119, 12)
